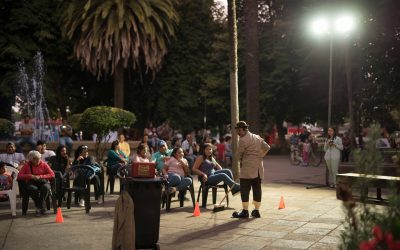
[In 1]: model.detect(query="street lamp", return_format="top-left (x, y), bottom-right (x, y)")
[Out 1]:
top-left (310, 13), bottom-right (357, 128)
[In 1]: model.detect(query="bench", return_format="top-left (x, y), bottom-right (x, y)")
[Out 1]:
top-left (339, 163), bottom-right (399, 176)
top-left (336, 173), bottom-right (400, 203)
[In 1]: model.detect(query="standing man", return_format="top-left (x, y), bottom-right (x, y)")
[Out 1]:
top-left (232, 121), bottom-right (271, 218)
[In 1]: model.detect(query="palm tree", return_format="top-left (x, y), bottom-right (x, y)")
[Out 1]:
top-left (60, 0), bottom-right (179, 108)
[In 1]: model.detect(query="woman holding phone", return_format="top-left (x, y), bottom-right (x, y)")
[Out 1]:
top-left (324, 127), bottom-right (343, 188)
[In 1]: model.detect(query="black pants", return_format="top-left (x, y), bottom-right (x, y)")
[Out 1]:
top-left (27, 183), bottom-right (51, 210)
top-left (341, 148), bottom-right (350, 162)
top-left (239, 177), bottom-right (262, 203)
top-left (75, 175), bottom-right (102, 201)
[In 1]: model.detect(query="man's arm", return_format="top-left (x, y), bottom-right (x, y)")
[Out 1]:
top-left (259, 136), bottom-right (271, 157)
top-left (19, 124), bottom-right (34, 136)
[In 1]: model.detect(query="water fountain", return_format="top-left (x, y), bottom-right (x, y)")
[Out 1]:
top-left (16, 51), bottom-right (53, 141)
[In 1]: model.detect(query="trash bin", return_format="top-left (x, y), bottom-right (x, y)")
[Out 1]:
top-left (124, 177), bottom-right (163, 250)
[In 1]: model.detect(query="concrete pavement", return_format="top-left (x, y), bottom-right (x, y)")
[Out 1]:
top-left (0, 155), bottom-right (345, 250)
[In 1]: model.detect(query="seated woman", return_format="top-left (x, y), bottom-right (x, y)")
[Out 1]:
top-left (47, 145), bottom-right (71, 203)
top-left (17, 150), bottom-right (55, 216)
top-left (193, 143), bottom-right (240, 195)
top-left (132, 143), bottom-right (150, 163)
top-left (162, 147), bottom-right (192, 194)
top-left (117, 134), bottom-right (131, 158)
top-left (107, 140), bottom-right (130, 175)
top-left (73, 145), bottom-right (102, 206)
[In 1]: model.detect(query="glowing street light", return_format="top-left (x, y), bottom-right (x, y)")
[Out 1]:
top-left (309, 12), bottom-right (357, 128)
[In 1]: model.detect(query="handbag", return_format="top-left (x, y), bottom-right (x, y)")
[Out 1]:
top-left (28, 164), bottom-right (49, 186)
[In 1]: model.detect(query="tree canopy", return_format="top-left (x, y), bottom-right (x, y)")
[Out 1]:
top-left (1, 0), bottom-right (399, 140)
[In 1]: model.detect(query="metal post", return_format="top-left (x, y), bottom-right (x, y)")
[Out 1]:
top-left (328, 36), bottom-right (333, 128)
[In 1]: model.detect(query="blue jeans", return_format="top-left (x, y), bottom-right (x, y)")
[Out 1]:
top-left (17, 137), bottom-right (36, 152)
top-left (167, 173), bottom-right (192, 191)
top-left (184, 155), bottom-right (196, 169)
top-left (59, 136), bottom-right (73, 152)
top-left (207, 169), bottom-right (235, 187)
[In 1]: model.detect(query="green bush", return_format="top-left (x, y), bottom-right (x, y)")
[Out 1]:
top-left (0, 118), bottom-right (15, 138)
top-left (68, 113), bottom-right (83, 132)
top-left (80, 106), bottom-right (135, 138)
top-left (80, 106), bottom-right (135, 160)
top-left (340, 124), bottom-right (400, 249)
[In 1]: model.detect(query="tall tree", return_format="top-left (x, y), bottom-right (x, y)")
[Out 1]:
top-left (125, 0), bottom-right (233, 133)
top-left (60, 0), bottom-right (179, 108)
top-left (228, 0), bottom-right (240, 180)
top-left (244, 0), bottom-right (260, 133)
top-left (355, 0), bottom-right (400, 131)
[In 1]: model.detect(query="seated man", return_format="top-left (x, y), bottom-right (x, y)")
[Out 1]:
top-left (36, 140), bottom-right (55, 162)
top-left (0, 142), bottom-right (25, 169)
top-left (59, 121), bottom-right (73, 152)
top-left (16, 115), bottom-right (36, 152)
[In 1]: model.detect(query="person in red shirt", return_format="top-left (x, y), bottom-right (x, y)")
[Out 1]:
top-left (17, 150), bottom-right (55, 216)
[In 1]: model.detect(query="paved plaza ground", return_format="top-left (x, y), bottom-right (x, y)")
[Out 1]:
top-left (0, 155), bottom-right (345, 250)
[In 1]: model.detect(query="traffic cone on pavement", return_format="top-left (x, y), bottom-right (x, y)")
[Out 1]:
top-left (193, 202), bottom-right (201, 217)
top-left (278, 196), bottom-right (285, 210)
top-left (55, 207), bottom-right (64, 223)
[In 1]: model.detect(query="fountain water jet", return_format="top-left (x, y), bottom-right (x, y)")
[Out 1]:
top-left (16, 52), bottom-right (53, 141)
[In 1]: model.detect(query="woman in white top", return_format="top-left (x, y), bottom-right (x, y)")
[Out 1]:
top-left (324, 127), bottom-right (343, 188)
top-left (162, 147), bottom-right (192, 193)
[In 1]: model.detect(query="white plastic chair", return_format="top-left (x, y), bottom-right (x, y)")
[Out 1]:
top-left (0, 166), bottom-right (19, 216)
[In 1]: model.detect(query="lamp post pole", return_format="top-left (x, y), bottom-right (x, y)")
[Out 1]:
top-left (328, 35), bottom-right (333, 128)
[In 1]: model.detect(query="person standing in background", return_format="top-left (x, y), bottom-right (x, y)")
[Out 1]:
top-left (59, 120), bottom-right (73, 152)
top-left (341, 132), bottom-right (351, 162)
top-left (324, 127), bottom-right (343, 188)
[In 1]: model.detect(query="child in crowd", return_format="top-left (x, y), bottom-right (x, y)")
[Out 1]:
top-left (0, 163), bottom-right (13, 201)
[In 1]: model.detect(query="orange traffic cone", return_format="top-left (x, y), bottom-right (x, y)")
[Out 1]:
top-left (55, 207), bottom-right (64, 223)
top-left (193, 202), bottom-right (201, 217)
top-left (278, 196), bottom-right (285, 210)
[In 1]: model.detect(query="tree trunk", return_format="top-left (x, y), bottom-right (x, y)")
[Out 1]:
top-left (114, 62), bottom-right (124, 108)
top-left (244, 0), bottom-right (260, 133)
top-left (228, 0), bottom-right (239, 181)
